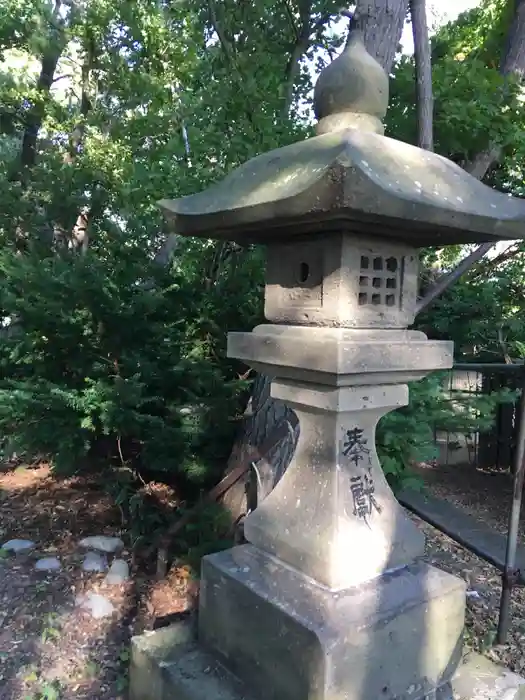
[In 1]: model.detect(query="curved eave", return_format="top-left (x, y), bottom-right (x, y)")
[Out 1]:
top-left (159, 130), bottom-right (525, 247)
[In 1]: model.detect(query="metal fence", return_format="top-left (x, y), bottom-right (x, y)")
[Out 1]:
top-left (435, 362), bottom-right (524, 472)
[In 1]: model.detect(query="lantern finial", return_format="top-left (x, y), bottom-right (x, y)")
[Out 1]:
top-left (313, 32), bottom-right (389, 136)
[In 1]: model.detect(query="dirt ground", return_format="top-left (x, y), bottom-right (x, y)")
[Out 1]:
top-left (0, 461), bottom-right (524, 698)
top-left (0, 465), bottom-right (194, 700)
top-left (413, 461), bottom-right (525, 673)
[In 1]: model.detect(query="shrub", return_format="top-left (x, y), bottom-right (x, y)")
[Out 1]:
top-left (377, 370), bottom-right (516, 491)
top-left (0, 239), bottom-right (261, 487)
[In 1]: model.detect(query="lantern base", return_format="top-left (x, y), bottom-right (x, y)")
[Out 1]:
top-left (131, 543), bottom-right (465, 700)
top-left (197, 544), bottom-right (464, 700)
top-left (130, 619), bottom-right (525, 700)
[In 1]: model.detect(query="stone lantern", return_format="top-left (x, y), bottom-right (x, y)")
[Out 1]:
top-left (132, 34), bottom-right (525, 700)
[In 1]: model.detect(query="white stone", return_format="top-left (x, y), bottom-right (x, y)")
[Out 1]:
top-left (2, 539), bottom-right (35, 553)
top-left (35, 557), bottom-right (61, 572)
top-left (82, 551), bottom-right (107, 572)
top-left (444, 651), bottom-right (525, 700)
top-left (79, 535), bottom-right (124, 553)
top-left (75, 592), bottom-right (115, 619)
top-left (105, 559), bottom-right (130, 584)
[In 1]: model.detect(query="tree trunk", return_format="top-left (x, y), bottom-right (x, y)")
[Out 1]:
top-left (350, 0), bottom-right (409, 72)
top-left (20, 53), bottom-right (61, 169)
top-left (501, 0), bottom-right (525, 78)
top-left (410, 0), bottom-right (433, 150)
top-left (65, 31), bottom-right (97, 253)
top-left (220, 373), bottom-right (299, 520)
top-left (19, 1), bottom-right (65, 172)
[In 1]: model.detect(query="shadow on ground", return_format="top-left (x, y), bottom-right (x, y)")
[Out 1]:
top-left (0, 464), bottom-right (199, 700)
top-left (413, 461), bottom-right (519, 536)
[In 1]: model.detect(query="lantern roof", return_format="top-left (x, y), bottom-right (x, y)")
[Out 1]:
top-left (160, 34), bottom-right (525, 247)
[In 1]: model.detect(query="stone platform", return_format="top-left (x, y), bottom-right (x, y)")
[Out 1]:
top-left (130, 619), bottom-right (248, 700)
top-left (130, 619), bottom-right (525, 700)
top-left (197, 545), bottom-right (464, 700)
top-left (131, 543), bottom-right (470, 700)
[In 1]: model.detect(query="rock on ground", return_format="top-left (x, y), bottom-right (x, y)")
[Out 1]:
top-left (2, 539), bottom-right (35, 552)
top-left (75, 592), bottom-right (115, 619)
top-left (79, 535), bottom-right (124, 553)
top-left (35, 557), bottom-right (61, 572)
top-left (82, 551), bottom-right (108, 572)
top-left (105, 558), bottom-right (130, 584)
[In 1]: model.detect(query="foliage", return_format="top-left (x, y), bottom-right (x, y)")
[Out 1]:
top-left (388, 0), bottom-right (525, 173)
top-left (377, 371), bottom-right (517, 491)
top-left (0, 240), bottom-right (260, 483)
top-left (0, 0), bottom-right (524, 546)
top-left (417, 250), bottom-right (525, 361)
top-left (0, 0), bottom-right (345, 536)
top-left (24, 679), bottom-right (62, 700)
top-left (389, 53), bottom-right (525, 168)
top-left (382, 0), bottom-right (525, 488)
top-left (40, 612), bottom-right (61, 644)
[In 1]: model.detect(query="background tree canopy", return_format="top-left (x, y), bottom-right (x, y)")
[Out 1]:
top-left (0, 0), bottom-right (524, 533)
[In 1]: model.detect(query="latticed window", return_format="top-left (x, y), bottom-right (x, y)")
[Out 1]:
top-left (358, 255), bottom-right (400, 308)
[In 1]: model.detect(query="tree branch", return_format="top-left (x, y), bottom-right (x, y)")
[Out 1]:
top-left (469, 243), bottom-right (522, 280)
top-left (416, 243), bottom-right (494, 315)
top-left (419, 1), bottom-right (525, 311)
top-left (410, 0), bottom-right (433, 150)
top-left (20, 50), bottom-right (63, 169)
top-left (464, 0), bottom-right (525, 179)
top-left (19, 0), bottom-right (66, 171)
top-left (280, 0), bottom-right (300, 41)
top-left (282, 3), bottom-right (336, 114)
top-left (207, 0), bottom-right (236, 63)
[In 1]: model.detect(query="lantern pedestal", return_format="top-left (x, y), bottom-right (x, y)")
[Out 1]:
top-left (187, 324), bottom-right (466, 700)
top-left (198, 545), bottom-right (465, 700)
top-left (228, 325), bottom-right (454, 590)
top-left (130, 327), bottom-right (472, 700)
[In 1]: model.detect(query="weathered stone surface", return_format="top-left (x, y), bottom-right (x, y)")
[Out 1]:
top-left (82, 551), bottom-right (107, 572)
top-left (79, 535), bottom-right (124, 553)
top-left (35, 557), bottom-right (61, 572)
top-left (264, 234), bottom-right (419, 328)
top-left (76, 592), bottom-right (115, 619)
top-left (130, 624), bottom-right (525, 700)
top-left (105, 558), bottom-right (130, 584)
top-left (198, 545), bottom-right (466, 700)
top-left (241, 380), bottom-right (425, 588)
top-left (130, 619), bottom-right (251, 700)
top-left (437, 652), bottom-right (525, 699)
top-left (229, 330), bottom-right (451, 591)
top-left (130, 622), bottom-right (525, 700)
top-left (229, 326), bottom-right (453, 385)
top-left (314, 33), bottom-right (389, 136)
top-left (159, 129), bottom-right (525, 248)
top-left (2, 539), bottom-right (35, 553)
